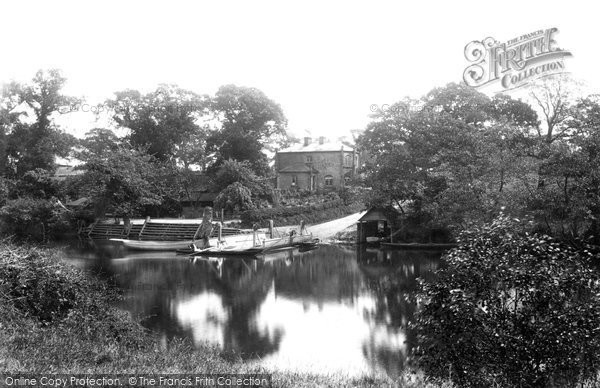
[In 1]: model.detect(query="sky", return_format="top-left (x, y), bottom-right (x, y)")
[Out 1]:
top-left (1, 0), bottom-right (598, 140)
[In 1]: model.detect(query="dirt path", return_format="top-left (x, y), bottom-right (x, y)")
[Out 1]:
top-left (302, 211), bottom-right (366, 241)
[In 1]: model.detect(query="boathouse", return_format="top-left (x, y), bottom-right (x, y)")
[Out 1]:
top-left (356, 207), bottom-right (399, 244)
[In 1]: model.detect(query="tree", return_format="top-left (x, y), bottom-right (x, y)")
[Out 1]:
top-left (74, 147), bottom-right (165, 219)
top-left (528, 74), bottom-right (581, 144)
top-left (1, 69), bottom-right (77, 175)
top-left (532, 95), bottom-right (600, 242)
top-left (173, 124), bottom-right (210, 171)
top-left (423, 82), bottom-right (493, 125)
top-left (13, 168), bottom-right (59, 199)
top-left (214, 182), bottom-right (255, 213)
top-left (210, 159), bottom-right (273, 203)
top-left (77, 128), bottom-right (121, 159)
top-left (357, 83), bottom-right (544, 237)
top-left (207, 85), bottom-right (287, 174)
top-left (107, 85), bottom-right (209, 162)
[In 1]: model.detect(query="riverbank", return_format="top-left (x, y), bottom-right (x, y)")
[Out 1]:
top-left (0, 241), bottom-right (449, 388)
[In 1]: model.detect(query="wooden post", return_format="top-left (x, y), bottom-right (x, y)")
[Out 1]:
top-left (357, 222), bottom-right (366, 244)
top-left (138, 218), bottom-right (149, 240)
top-left (221, 208), bottom-right (224, 221)
top-left (269, 220), bottom-right (274, 238)
top-left (252, 223), bottom-right (259, 247)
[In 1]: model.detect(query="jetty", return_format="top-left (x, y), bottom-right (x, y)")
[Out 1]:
top-left (83, 218), bottom-right (241, 241)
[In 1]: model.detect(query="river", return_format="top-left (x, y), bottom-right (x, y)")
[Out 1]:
top-left (60, 240), bottom-right (443, 377)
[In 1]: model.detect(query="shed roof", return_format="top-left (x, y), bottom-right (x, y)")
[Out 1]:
top-left (357, 207), bottom-right (399, 223)
top-left (53, 165), bottom-right (84, 180)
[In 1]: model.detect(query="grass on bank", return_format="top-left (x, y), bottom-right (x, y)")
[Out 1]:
top-left (0, 240), bottom-right (449, 388)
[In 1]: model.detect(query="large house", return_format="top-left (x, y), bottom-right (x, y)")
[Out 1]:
top-left (275, 136), bottom-right (358, 191)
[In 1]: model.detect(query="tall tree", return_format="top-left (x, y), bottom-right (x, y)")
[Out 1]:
top-left (74, 147), bottom-right (165, 219)
top-left (358, 83), bottom-right (540, 233)
top-left (107, 85), bottom-right (209, 162)
top-left (207, 85), bottom-right (287, 174)
top-left (77, 128), bottom-right (121, 159)
top-left (0, 69), bottom-right (77, 176)
top-left (528, 74), bottom-right (580, 144)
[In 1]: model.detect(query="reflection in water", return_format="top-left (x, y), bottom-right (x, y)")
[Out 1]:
top-left (61, 242), bottom-right (441, 377)
top-left (356, 247), bottom-right (440, 377)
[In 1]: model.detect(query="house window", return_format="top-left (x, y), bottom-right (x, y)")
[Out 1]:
top-left (306, 155), bottom-right (313, 163)
top-left (291, 175), bottom-right (297, 186)
top-left (324, 175), bottom-right (333, 186)
top-left (344, 154), bottom-right (352, 166)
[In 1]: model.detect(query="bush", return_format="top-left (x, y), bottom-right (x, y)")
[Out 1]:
top-left (0, 241), bottom-right (147, 347)
top-left (413, 215), bottom-right (600, 387)
top-left (0, 198), bottom-right (70, 241)
top-left (214, 182), bottom-right (255, 213)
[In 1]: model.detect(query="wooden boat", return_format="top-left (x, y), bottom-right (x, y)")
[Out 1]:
top-left (110, 251), bottom-right (180, 261)
top-left (190, 231), bottom-right (316, 256)
top-left (110, 239), bottom-right (194, 251)
top-left (298, 238), bottom-right (320, 252)
top-left (110, 231), bottom-right (257, 251)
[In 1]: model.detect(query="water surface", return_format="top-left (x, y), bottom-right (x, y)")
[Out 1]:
top-left (62, 241), bottom-right (442, 377)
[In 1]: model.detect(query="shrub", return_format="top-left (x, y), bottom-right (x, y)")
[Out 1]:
top-left (13, 168), bottom-right (59, 199)
top-left (413, 215), bottom-right (600, 387)
top-left (214, 182), bottom-right (255, 213)
top-left (0, 198), bottom-right (70, 241)
top-left (0, 241), bottom-right (146, 334)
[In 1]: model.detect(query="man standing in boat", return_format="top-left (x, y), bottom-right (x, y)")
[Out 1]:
top-left (194, 207), bottom-right (214, 248)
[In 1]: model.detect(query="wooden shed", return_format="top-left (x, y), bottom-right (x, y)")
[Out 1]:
top-left (356, 207), bottom-right (399, 244)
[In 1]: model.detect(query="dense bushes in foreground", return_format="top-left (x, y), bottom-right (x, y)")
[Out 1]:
top-left (0, 242), bottom-right (149, 365)
top-left (414, 216), bottom-right (600, 388)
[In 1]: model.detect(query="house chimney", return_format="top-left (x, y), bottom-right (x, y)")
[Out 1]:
top-left (304, 137), bottom-right (311, 147)
top-left (318, 136), bottom-right (325, 145)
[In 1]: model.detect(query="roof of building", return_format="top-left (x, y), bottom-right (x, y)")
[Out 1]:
top-left (279, 140), bottom-right (354, 153)
top-left (54, 165), bottom-right (84, 177)
top-left (278, 164), bottom-right (319, 173)
top-left (358, 207), bottom-right (400, 223)
top-left (52, 165), bottom-right (84, 181)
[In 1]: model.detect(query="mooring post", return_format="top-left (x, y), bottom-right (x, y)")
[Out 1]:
top-left (269, 220), bottom-right (274, 238)
top-left (218, 222), bottom-right (223, 246)
top-left (357, 222), bottom-right (366, 244)
top-left (253, 223), bottom-right (259, 247)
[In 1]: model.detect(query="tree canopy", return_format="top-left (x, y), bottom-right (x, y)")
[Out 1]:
top-left (357, 80), bottom-right (599, 242)
top-left (107, 85), bottom-right (209, 163)
top-left (0, 69), bottom-right (77, 175)
top-left (207, 84), bottom-right (287, 174)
